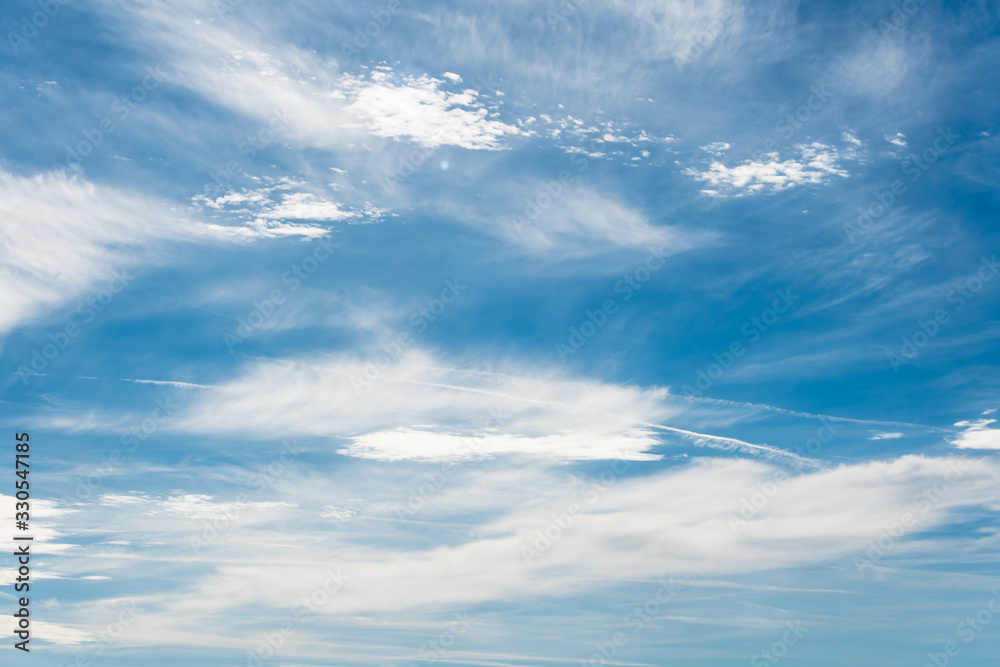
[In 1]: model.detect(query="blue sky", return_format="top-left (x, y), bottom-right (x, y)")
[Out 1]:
top-left (2, 0), bottom-right (1000, 664)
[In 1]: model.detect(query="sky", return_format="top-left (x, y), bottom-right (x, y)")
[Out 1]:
top-left (2, 0), bottom-right (1000, 665)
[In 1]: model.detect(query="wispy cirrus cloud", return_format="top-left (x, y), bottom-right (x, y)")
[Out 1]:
top-left (171, 351), bottom-right (681, 462)
top-left (16, 454), bottom-right (1000, 654)
top-left (502, 187), bottom-right (691, 261)
top-left (0, 169), bottom-right (222, 336)
top-left (100, 1), bottom-right (526, 155)
top-left (45, 350), bottom-right (810, 464)
top-left (0, 168), bottom-right (345, 337)
top-left (607, 0), bottom-right (748, 68)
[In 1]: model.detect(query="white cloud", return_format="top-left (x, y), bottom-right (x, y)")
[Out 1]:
top-left (109, 0), bottom-right (357, 148)
top-left (885, 131), bottom-right (907, 148)
top-left (835, 33), bottom-right (923, 97)
top-left (0, 169), bottom-right (233, 336)
top-left (0, 493), bottom-right (78, 557)
top-left (98, 493), bottom-right (294, 519)
top-left (340, 427), bottom-right (664, 462)
top-left (869, 432), bottom-right (903, 440)
top-left (951, 419), bottom-right (1000, 450)
top-left (609, 0), bottom-right (746, 67)
top-left (36, 454), bottom-right (1000, 636)
top-left (684, 142), bottom-right (850, 196)
top-left (537, 113), bottom-right (674, 162)
top-left (505, 188), bottom-right (689, 260)
top-left (158, 350), bottom-right (804, 463)
top-left (108, 3), bottom-right (524, 153)
top-left (193, 180), bottom-right (385, 240)
top-left (320, 499), bottom-right (371, 521)
top-left (842, 131), bottom-right (863, 146)
top-left (701, 141), bottom-right (732, 155)
top-left (33, 621), bottom-right (95, 646)
top-left (257, 192), bottom-right (352, 221)
top-left (171, 352), bottom-right (676, 461)
top-left (341, 71), bottom-right (526, 150)
top-left (0, 167), bottom-right (363, 338)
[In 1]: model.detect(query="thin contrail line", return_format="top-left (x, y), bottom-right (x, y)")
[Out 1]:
top-left (12, 372), bottom-right (100, 381)
top-left (13, 372), bottom-right (215, 389)
top-left (673, 393), bottom-right (954, 432)
top-left (127, 286), bottom-right (238, 322)
top-left (644, 423), bottom-right (823, 468)
top-left (120, 378), bottom-right (217, 389)
top-left (389, 378), bottom-right (821, 467)
top-left (423, 365), bottom-right (948, 432)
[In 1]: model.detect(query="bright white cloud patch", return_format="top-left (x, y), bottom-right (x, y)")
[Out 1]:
top-left (869, 432), bottom-right (904, 440)
top-left (192, 179), bottom-right (384, 240)
top-left (341, 70), bottom-right (526, 150)
top-left (341, 427), bottom-right (664, 462)
top-left (535, 113), bottom-right (674, 163)
top-left (885, 131), bottom-right (907, 148)
top-left (684, 142), bottom-right (850, 196)
top-left (701, 141), bottom-right (732, 155)
top-left (842, 130), bottom-right (863, 146)
top-left (950, 419), bottom-right (1000, 450)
